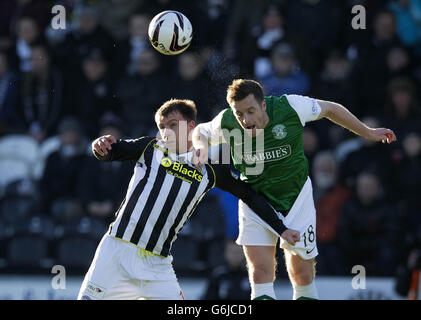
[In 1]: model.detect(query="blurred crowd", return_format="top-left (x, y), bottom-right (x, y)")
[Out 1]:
top-left (0, 0), bottom-right (420, 298)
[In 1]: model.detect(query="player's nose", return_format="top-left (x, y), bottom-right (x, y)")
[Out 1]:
top-left (242, 114), bottom-right (252, 126)
top-left (161, 128), bottom-right (169, 140)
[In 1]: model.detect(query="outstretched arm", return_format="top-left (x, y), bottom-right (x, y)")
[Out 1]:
top-left (316, 100), bottom-right (397, 143)
top-left (92, 135), bottom-right (155, 161)
top-left (210, 163), bottom-right (300, 245)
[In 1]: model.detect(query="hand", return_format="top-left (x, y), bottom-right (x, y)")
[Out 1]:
top-left (92, 135), bottom-right (117, 156)
top-left (281, 229), bottom-right (301, 246)
top-left (192, 147), bottom-right (208, 169)
top-left (367, 128), bottom-right (397, 144)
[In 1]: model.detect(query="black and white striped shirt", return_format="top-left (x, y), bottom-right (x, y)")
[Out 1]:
top-left (94, 137), bottom-right (286, 257)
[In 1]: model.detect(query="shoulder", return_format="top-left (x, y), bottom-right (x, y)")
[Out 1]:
top-left (218, 108), bottom-right (232, 121)
top-left (219, 108), bottom-right (240, 130)
top-left (284, 94), bottom-right (321, 125)
top-left (125, 136), bottom-right (156, 143)
top-left (122, 136), bottom-right (157, 148)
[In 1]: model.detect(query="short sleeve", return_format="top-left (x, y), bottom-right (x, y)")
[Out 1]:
top-left (286, 94), bottom-right (321, 126)
top-left (198, 109), bottom-right (227, 145)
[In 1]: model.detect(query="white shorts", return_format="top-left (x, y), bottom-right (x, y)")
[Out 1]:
top-left (236, 177), bottom-right (318, 260)
top-left (77, 234), bottom-right (184, 300)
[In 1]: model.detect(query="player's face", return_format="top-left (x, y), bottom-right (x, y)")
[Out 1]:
top-left (156, 111), bottom-right (195, 154)
top-left (230, 94), bottom-right (269, 137)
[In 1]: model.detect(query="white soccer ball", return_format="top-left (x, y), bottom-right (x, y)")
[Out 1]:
top-left (148, 10), bottom-right (193, 56)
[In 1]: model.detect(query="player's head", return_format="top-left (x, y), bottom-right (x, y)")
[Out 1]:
top-left (226, 79), bottom-right (269, 136)
top-left (155, 99), bottom-right (197, 154)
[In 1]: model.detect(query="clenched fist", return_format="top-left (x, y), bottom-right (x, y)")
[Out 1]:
top-left (281, 229), bottom-right (300, 246)
top-left (92, 135), bottom-right (117, 157)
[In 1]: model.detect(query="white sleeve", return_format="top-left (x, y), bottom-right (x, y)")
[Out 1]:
top-left (286, 94), bottom-right (321, 126)
top-left (198, 110), bottom-right (227, 145)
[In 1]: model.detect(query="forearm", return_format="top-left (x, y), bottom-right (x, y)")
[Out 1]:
top-left (213, 164), bottom-right (287, 236)
top-left (318, 100), bottom-right (372, 139)
top-left (238, 187), bottom-right (287, 236)
top-left (92, 138), bottom-right (151, 162)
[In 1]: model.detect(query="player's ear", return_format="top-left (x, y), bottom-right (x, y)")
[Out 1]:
top-left (262, 99), bottom-right (266, 111)
top-left (188, 120), bottom-right (196, 130)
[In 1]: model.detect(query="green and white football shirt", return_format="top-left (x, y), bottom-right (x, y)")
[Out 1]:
top-left (201, 94), bottom-right (321, 212)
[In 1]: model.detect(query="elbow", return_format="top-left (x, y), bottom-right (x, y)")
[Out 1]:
top-left (319, 101), bottom-right (335, 119)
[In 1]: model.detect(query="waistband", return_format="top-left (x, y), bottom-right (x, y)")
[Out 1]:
top-left (109, 235), bottom-right (164, 258)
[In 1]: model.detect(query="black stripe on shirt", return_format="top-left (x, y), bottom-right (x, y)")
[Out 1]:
top-left (115, 146), bottom-right (154, 238)
top-left (159, 183), bottom-right (199, 257)
top-left (129, 156), bottom-right (168, 244)
top-left (144, 177), bottom-right (184, 252)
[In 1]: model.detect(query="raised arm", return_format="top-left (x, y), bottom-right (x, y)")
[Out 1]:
top-left (316, 100), bottom-right (397, 143)
top-left (210, 162), bottom-right (300, 245)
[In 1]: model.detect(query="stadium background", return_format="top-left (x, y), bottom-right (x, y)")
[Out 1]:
top-left (0, 0), bottom-right (420, 300)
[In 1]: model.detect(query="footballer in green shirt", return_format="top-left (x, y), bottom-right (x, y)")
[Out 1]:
top-left (192, 79), bottom-right (396, 300)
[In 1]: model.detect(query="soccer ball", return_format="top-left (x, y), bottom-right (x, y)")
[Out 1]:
top-left (148, 10), bottom-right (193, 56)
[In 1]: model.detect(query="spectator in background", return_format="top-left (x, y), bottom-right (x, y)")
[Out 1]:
top-left (202, 240), bottom-right (250, 300)
top-left (312, 50), bottom-right (356, 117)
top-left (310, 50), bottom-right (358, 147)
top-left (340, 117), bottom-right (394, 190)
top-left (222, 0), bottom-right (285, 76)
top-left (77, 112), bottom-right (133, 225)
top-left (313, 151), bottom-right (341, 203)
top-left (250, 4), bottom-right (287, 79)
top-left (388, 0), bottom-right (421, 49)
top-left (94, 0), bottom-right (143, 41)
top-left (391, 131), bottom-right (421, 227)
top-left (8, 16), bottom-right (42, 72)
top-left (258, 42), bottom-right (310, 96)
top-left (40, 117), bottom-right (87, 222)
top-left (113, 12), bottom-right (151, 78)
top-left (386, 46), bottom-right (413, 80)
top-left (312, 151), bottom-right (351, 275)
top-left (337, 171), bottom-right (400, 276)
top-left (382, 77), bottom-right (421, 138)
top-left (57, 6), bottom-right (115, 77)
top-left (285, 0), bottom-right (344, 78)
top-left (14, 44), bottom-right (63, 142)
top-left (70, 49), bottom-right (118, 139)
top-left (117, 48), bottom-right (170, 136)
top-left (395, 224), bottom-right (421, 299)
top-left (394, 129), bottom-right (421, 298)
top-left (170, 51), bottom-right (213, 123)
top-left (194, 0), bottom-right (231, 50)
top-left (0, 1), bottom-right (17, 50)
top-left (10, 0), bottom-right (51, 32)
top-left (0, 51), bottom-right (18, 136)
top-left (349, 9), bottom-right (403, 116)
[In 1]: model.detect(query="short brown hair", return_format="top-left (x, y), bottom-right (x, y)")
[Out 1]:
top-left (226, 79), bottom-right (264, 105)
top-left (155, 99), bottom-right (197, 122)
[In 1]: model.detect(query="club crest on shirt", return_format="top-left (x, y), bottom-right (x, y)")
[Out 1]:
top-left (272, 124), bottom-right (287, 140)
top-left (161, 157), bottom-right (172, 167)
